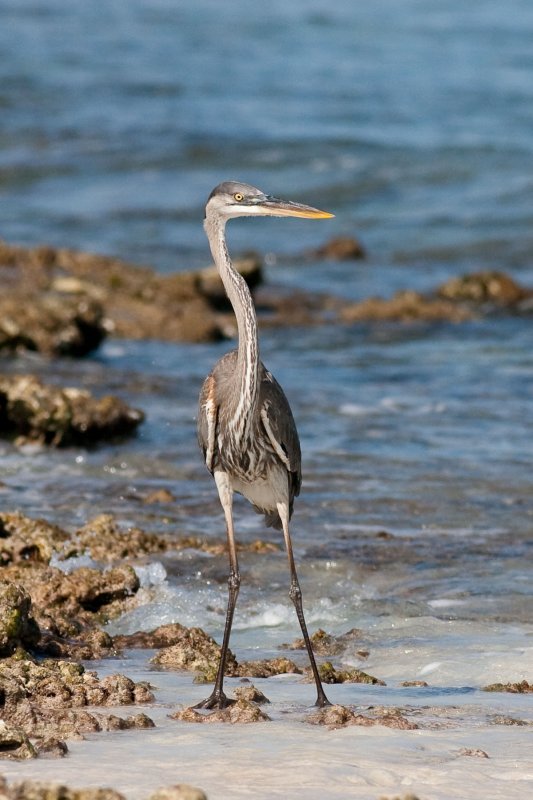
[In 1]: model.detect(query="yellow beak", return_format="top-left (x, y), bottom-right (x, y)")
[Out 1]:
top-left (257, 196), bottom-right (334, 219)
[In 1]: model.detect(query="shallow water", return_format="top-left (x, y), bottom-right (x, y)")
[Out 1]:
top-left (1, 0), bottom-right (533, 797)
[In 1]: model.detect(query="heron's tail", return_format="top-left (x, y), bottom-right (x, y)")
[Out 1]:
top-left (255, 500), bottom-right (294, 531)
top-left (263, 509), bottom-right (282, 530)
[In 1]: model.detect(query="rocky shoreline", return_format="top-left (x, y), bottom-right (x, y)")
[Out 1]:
top-left (1, 238), bottom-right (533, 359)
top-left (1, 238), bottom-right (532, 798)
top-left (0, 235), bottom-right (531, 450)
top-left (0, 506), bottom-right (417, 797)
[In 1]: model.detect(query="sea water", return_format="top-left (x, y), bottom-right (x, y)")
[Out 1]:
top-left (1, 1), bottom-right (533, 797)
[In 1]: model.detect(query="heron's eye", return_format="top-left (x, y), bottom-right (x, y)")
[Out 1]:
top-left (233, 192), bottom-right (244, 202)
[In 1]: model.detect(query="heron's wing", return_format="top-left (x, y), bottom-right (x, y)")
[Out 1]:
top-left (259, 367), bottom-right (302, 501)
top-left (197, 374), bottom-right (218, 473)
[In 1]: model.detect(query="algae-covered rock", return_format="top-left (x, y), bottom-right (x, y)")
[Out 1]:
top-left (0, 655), bottom-right (155, 746)
top-left (0, 238), bottom-right (260, 345)
top-left (310, 661), bottom-right (385, 686)
top-left (173, 697), bottom-right (270, 724)
top-left (39, 563), bottom-right (138, 622)
top-left (0, 511), bottom-right (157, 657)
top-left (126, 624), bottom-right (301, 683)
top-left (341, 290), bottom-right (474, 324)
top-left (401, 680), bottom-right (429, 687)
top-left (39, 628), bottom-right (115, 661)
top-left (0, 583), bottom-right (40, 656)
top-left (0, 375), bottom-right (144, 446)
top-left (0, 512), bottom-right (70, 565)
top-left (283, 627), bottom-right (363, 657)
top-left (483, 680), bottom-right (533, 693)
top-left (0, 509), bottom-right (174, 568)
top-left (236, 657), bottom-right (302, 679)
top-left (307, 704), bottom-right (417, 730)
top-left (233, 684), bottom-right (270, 704)
top-left (150, 626), bottom-right (238, 679)
top-left (0, 293), bottom-right (106, 356)
top-left (75, 514), bottom-right (168, 562)
top-left (148, 786), bottom-right (208, 800)
top-left (0, 657), bottom-right (153, 711)
top-left (1, 562), bottom-right (140, 640)
top-left (0, 721), bottom-right (36, 760)
top-left (0, 778), bottom-right (215, 800)
top-left (114, 622), bottom-right (202, 650)
top-left (34, 737), bottom-right (69, 758)
top-left (438, 270), bottom-right (526, 306)
top-left (1, 780), bottom-right (126, 800)
top-left (458, 747), bottom-right (490, 758)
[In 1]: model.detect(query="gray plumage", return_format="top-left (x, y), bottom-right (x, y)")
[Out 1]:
top-left (198, 350), bottom-right (301, 529)
top-left (194, 180), bottom-right (332, 710)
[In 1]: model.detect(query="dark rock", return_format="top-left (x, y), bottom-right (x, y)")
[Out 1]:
top-left (341, 290), bottom-right (474, 324)
top-left (308, 235), bottom-right (366, 261)
top-left (438, 270), bottom-right (526, 306)
top-left (98, 674), bottom-right (154, 705)
top-left (0, 375), bottom-right (144, 446)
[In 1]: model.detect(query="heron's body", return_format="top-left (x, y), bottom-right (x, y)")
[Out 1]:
top-left (198, 350), bottom-right (301, 529)
top-left (195, 181), bottom-right (333, 710)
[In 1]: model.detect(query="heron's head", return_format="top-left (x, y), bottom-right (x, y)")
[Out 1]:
top-left (205, 181), bottom-right (334, 222)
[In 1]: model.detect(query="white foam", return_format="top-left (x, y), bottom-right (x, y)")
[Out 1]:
top-left (134, 561), bottom-right (168, 588)
top-left (428, 598), bottom-right (468, 608)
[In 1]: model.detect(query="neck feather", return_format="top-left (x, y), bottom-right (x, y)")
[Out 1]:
top-left (205, 214), bottom-right (260, 416)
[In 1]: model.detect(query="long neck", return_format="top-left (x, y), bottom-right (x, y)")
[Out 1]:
top-left (204, 213), bottom-right (260, 419)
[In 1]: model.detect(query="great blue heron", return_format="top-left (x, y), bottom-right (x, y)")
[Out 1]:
top-left (196, 181), bottom-right (333, 710)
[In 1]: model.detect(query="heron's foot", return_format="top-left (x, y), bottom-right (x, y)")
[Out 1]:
top-left (193, 690), bottom-right (235, 710)
top-left (315, 692), bottom-right (332, 708)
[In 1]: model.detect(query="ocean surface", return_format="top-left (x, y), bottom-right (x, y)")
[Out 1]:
top-left (1, 1), bottom-right (533, 798)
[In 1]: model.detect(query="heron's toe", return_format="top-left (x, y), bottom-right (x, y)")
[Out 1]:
top-left (193, 692), bottom-right (235, 710)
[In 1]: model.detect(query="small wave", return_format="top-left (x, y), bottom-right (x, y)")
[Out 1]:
top-left (339, 397), bottom-right (448, 417)
top-left (428, 598), bottom-right (468, 609)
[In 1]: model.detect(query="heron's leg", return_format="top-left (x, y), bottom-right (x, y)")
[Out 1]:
top-left (194, 471), bottom-right (240, 710)
top-left (277, 501), bottom-right (331, 708)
